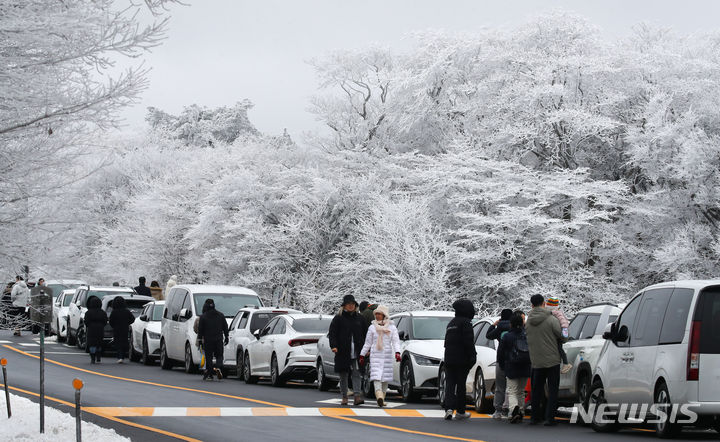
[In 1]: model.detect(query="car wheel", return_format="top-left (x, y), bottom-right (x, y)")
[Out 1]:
top-left (590, 379), bottom-right (620, 433)
top-left (317, 359), bottom-right (334, 391)
top-left (654, 382), bottom-right (680, 438)
top-left (576, 372), bottom-right (592, 423)
top-left (361, 361), bottom-right (375, 399)
top-left (236, 349), bottom-right (244, 379)
top-left (129, 334), bottom-right (141, 362)
top-left (66, 318), bottom-right (76, 346)
top-left (184, 343), bottom-right (198, 374)
top-left (160, 340), bottom-right (173, 370)
top-left (270, 354), bottom-right (285, 387)
top-left (474, 368), bottom-right (492, 413)
top-left (141, 335), bottom-right (151, 366)
top-left (712, 415), bottom-right (720, 433)
top-left (437, 365), bottom-right (446, 409)
top-left (76, 325), bottom-right (86, 351)
top-left (400, 358), bottom-right (420, 402)
top-left (243, 351), bottom-right (258, 384)
top-left (56, 320), bottom-right (66, 343)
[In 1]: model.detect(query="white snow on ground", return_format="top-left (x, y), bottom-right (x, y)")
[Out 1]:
top-left (0, 392), bottom-right (129, 441)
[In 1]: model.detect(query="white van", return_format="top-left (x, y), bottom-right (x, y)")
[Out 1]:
top-left (160, 285), bottom-right (263, 373)
top-left (590, 280), bottom-right (720, 437)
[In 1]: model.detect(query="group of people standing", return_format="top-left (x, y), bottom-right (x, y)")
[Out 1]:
top-left (443, 294), bottom-right (569, 426)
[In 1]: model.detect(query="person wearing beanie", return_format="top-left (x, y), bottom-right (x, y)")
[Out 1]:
top-left (443, 299), bottom-right (477, 421)
top-left (359, 305), bottom-right (400, 407)
top-left (328, 294), bottom-right (368, 405)
top-left (546, 296), bottom-right (572, 374)
top-left (485, 307), bottom-right (514, 419)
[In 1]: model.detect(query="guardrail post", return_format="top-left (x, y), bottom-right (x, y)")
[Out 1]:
top-left (73, 378), bottom-right (83, 442)
top-left (1, 358), bottom-right (9, 418)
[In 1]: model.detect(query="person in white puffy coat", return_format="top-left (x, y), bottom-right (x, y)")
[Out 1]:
top-left (360, 305), bottom-right (401, 407)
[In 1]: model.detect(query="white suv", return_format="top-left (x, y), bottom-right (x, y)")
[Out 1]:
top-left (223, 307), bottom-right (301, 378)
top-left (558, 302), bottom-right (622, 409)
top-left (590, 280), bottom-right (720, 437)
top-left (159, 285), bottom-right (263, 373)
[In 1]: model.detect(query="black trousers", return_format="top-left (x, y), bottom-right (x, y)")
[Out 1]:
top-left (204, 339), bottom-right (223, 376)
top-left (531, 365), bottom-right (560, 423)
top-left (444, 364), bottom-right (470, 414)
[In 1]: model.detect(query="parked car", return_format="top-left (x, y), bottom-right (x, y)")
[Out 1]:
top-left (160, 285), bottom-right (263, 373)
top-left (130, 300), bottom-right (165, 365)
top-left (244, 313), bottom-right (333, 386)
top-left (558, 302), bottom-right (622, 409)
top-left (386, 311), bottom-right (454, 402)
top-left (437, 316), bottom-right (499, 412)
top-left (66, 285), bottom-right (137, 346)
top-left (591, 281), bottom-right (720, 437)
top-left (44, 279), bottom-right (87, 301)
top-left (223, 307), bottom-right (302, 378)
top-left (51, 289), bottom-right (76, 342)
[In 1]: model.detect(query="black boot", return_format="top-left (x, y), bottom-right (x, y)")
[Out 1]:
top-left (90, 353), bottom-right (96, 364)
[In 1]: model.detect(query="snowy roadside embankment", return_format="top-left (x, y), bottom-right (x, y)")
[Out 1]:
top-left (0, 392), bottom-right (129, 441)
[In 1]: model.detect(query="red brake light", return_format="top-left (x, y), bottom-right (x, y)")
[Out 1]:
top-left (288, 339), bottom-right (319, 347)
top-left (687, 320), bottom-right (701, 381)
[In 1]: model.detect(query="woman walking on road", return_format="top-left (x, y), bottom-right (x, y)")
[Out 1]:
top-left (328, 294), bottom-right (368, 406)
top-left (443, 299), bottom-right (477, 421)
top-left (360, 305), bottom-right (400, 407)
top-left (497, 312), bottom-right (532, 423)
top-left (109, 296), bottom-right (135, 363)
top-left (84, 296), bottom-right (107, 364)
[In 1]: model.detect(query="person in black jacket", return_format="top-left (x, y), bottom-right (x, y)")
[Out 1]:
top-left (84, 296), bottom-right (108, 364)
top-left (197, 299), bottom-right (229, 381)
top-left (497, 312), bottom-right (532, 423)
top-left (134, 276), bottom-right (151, 298)
top-left (328, 294), bottom-right (367, 406)
top-left (443, 299), bottom-right (477, 420)
top-left (486, 308), bottom-right (513, 419)
top-left (109, 296), bottom-right (135, 363)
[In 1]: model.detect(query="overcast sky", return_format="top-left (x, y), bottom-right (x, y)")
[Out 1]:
top-left (120, 0), bottom-right (720, 138)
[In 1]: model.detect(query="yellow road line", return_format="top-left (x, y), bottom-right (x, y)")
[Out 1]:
top-left (327, 414), bottom-right (487, 442)
top-left (2, 344), bottom-right (288, 408)
top-left (1, 383), bottom-right (199, 442)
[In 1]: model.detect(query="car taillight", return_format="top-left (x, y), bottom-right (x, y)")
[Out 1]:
top-left (288, 339), bottom-right (318, 347)
top-left (687, 320), bottom-right (701, 381)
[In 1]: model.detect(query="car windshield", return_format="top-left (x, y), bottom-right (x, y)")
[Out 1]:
top-left (106, 299), bottom-right (148, 317)
top-left (249, 312), bottom-right (282, 332)
top-left (151, 305), bottom-right (164, 321)
top-left (88, 290), bottom-right (134, 301)
top-left (411, 316), bottom-right (453, 340)
top-left (62, 295), bottom-right (74, 307)
top-left (292, 318), bottom-right (332, 333)
top-left (193, 293), bottom-right (261, 318)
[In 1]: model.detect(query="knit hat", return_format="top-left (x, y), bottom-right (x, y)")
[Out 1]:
top-left (374, 305), bottom-right (390, 319)
top-left (341, 294), bottom-right (358, 307)
top-left (546, 296), bottom-right (559, 309)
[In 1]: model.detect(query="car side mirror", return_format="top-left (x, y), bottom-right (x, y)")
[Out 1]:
top-left (602, 322), bottom-right (615, 340)
top-left (615, 325), bottom-right (629, 343)
top-left (398, 330), bottom-right (408, 341)
top-left (253, 329), bottom-right (261, 339)
top-left (139, 314), bottom-right (148, 322)
top-left (180, 308), bottom-right (192, 320)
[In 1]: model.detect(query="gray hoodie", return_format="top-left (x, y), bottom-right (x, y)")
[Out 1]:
top-left (525, 307), bottom-right (565, 369)
top-left (10, 281), bottom-right (30, 308)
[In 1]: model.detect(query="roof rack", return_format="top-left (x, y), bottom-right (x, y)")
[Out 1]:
top-left (584, 302), bottom-right (618, 308)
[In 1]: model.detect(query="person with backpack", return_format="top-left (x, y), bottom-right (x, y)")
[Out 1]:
top-left (486, 308), bottom-right (513, 420)
top-left (442, 299), bottom-right (477, 420)
top-left (497, 312), bottom-right (531, 423)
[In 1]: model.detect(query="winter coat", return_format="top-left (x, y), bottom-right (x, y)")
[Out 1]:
top-left (84, 296), bottom-right (108, 348)
top-left (360, 321), bottom-right (400, 382)
top-left (361, 304), bottom-right (378, 327)
top-left (497, 328), bottom-right (532, 379)
top-left (486, 319), bottom-right (511, 362)
top-left (443, 299), bottom-right (477, 369)
top-left (165, 276), bottom-right (177, 294)
top-left (10, 281), bottom-right (29, 308)
top-left (134, 284), bottom-right (152, 298)
top-left (149, 286), bottom-right (163, 300)
top-left (197, 307), bottom-right (228, 344)
top-left (526, 307), bottom-right (565, 369)
top-left (550, 309), bottom-right (569, 329)
top-left (328, 309), bottom-right (368, 373)
top-left (109, 297), bottom-right (135, 352)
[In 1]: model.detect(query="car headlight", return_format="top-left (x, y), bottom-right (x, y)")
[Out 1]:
top-left (413, 354), bottom-right (441, 366)
top-left (146, 331), bottom-right (161, 340)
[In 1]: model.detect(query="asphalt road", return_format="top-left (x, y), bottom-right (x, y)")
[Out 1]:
top-left (0, 330), bottom-right (716, 442)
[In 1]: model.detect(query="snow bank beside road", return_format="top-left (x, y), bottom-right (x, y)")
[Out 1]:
top-left (0, 392), bottom-right (129, 441)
